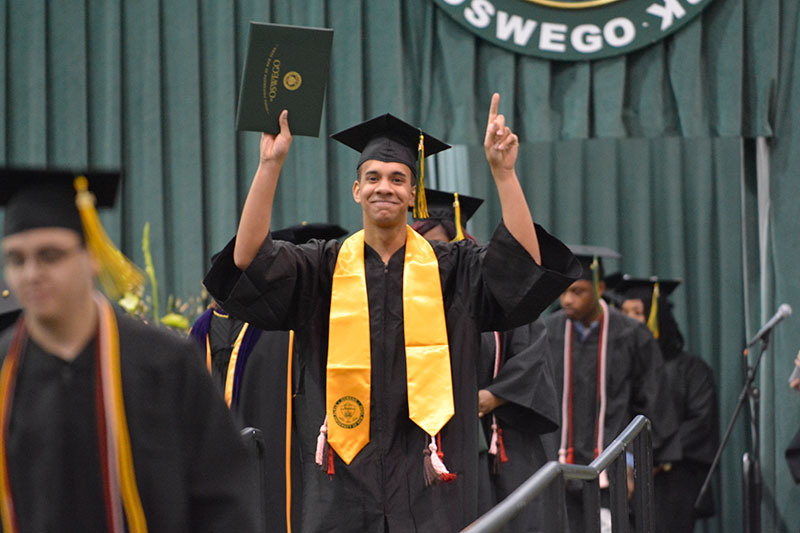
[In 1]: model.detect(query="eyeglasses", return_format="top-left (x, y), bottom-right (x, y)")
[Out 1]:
top-left (4, 245), bottom-right (84, 270)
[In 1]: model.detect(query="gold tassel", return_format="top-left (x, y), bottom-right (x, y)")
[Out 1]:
top-left (73, 176), bottom-right (146, 301)
top-left (647, 282), bottom-right (660, 339)
top-left (414, 133), bottom-right (429, 219)
top-left (451, 193), bottom-right (465, 242)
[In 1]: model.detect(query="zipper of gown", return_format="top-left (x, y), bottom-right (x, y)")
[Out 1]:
top-left (379, 261), bottom-right (389, 518)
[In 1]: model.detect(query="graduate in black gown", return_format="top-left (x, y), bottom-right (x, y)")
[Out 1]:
top-left (190, 222), bottom-right (347, 533)
top-left (204, 95), bottom-right (581, 531)
top-left (0, 168), bottom-right (256, 533)
top-left (541, 247), bottom-right (679, 533)
top-left (411, 189), bottom-right (560, 532)
top-left (608, 274), bottom-right (719, 533)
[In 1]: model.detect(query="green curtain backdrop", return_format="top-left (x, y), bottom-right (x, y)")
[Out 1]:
top-left (2, 0), bottom-right (799, 531)
top-left (761, 2), bottom-right (800, 532)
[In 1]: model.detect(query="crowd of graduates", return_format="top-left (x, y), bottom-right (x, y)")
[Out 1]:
top-left (0, 94), bottom-right (723, 533)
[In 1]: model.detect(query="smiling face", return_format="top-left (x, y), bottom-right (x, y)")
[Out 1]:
top-left (352, 160), bottom-right (416, 230)
top-left (3, 227), bottom-right (96, 325)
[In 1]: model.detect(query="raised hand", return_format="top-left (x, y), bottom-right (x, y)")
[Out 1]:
top-left (483, 93), bottom-right (519, 174)
top-left (259, 109), bottom-right (293, 168)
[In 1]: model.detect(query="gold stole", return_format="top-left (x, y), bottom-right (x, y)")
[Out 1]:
top-left (326, 227), bottom-right (454, 464)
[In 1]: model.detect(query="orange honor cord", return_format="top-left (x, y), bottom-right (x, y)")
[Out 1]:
top-left (205, 336), bottom-right (212, 374)
top-left (224, 324), bottom-right (250, 407)
top-left (285, 330), bottom-right (295, 533)
top-left (96, 294), bottom-right (147, 532)
top-left (0, 322), bottom-right (25, 533)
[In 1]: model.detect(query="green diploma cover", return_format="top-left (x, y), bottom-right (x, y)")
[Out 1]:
top-left (235, 22), bottom-right (333, 137)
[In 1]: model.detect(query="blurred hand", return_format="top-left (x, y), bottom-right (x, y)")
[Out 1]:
top-left (478, 389), bottom-right (507, 418)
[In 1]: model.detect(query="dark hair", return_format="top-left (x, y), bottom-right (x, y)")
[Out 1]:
top-left (411, 219), bottom-right (456, 241)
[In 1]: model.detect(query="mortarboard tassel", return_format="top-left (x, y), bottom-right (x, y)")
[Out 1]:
top-left (451, 193), bottom-right (465, 242)
top-left (414, 133), bottom-right (429, 219)
top-left (74, 176), bottom-right (145, 302)
top-left (591, 256), bottom-right (602, 312)
top-left (647, 282), bottom-right (661, 339)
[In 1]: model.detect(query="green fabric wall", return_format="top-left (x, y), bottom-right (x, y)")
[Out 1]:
top-left (1, 0), bottom-right (798, 530)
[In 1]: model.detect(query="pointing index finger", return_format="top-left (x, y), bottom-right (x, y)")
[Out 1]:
top-left (488, 93), bottom-right (500, 125)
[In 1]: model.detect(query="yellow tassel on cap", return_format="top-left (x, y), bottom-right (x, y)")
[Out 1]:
top-left (647, 282), bottom-right (660, 339)
top-left (591, 257), bottom-right (602, 311)
top-left (414, 133), bottom-right (429, 219)
top-left (451, 193), bottom-right (465, 242)
top-left (74, 176), bottom-right (145, 301)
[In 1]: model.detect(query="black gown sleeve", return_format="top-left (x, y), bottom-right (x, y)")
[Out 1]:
top-left (485, 320), bottom-right (560, 435)
top-left (203, 235), bottom-right (339, 331)
top-left (437, 222), bottom-right (580, 333)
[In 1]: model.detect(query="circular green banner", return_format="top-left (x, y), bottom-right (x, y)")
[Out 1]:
top-left (432, 0), bottom-right (715, 61)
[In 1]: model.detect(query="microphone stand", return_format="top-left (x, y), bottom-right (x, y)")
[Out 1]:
top-left (694, 333), bottom-right (770, 533)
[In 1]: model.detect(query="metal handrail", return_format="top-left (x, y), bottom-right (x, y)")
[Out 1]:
top-left (462, 415), bottom-right (654, 533)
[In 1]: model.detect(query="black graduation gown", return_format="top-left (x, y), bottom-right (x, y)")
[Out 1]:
top-left (477, 319), bottom-right (560, 533)
top-left (236, 329), bottom-right (304, 533)
top-left (654, 351), bottom-right (718, 532)
top-left (542, 308), bottom-right (680, 533)
top-left (199, 311), bottom-right (304, 533)
top-left (204, 222), bottom-right (580, 532)
top-left (0, 307), bottom-right (258, 533)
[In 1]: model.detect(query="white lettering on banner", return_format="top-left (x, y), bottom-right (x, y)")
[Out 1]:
top-left (646, 0), bottom-right (688, 31)
top-left (496, 11), bottom-right (537, 46)
top-left (603, 18), bottom-right (636, 47)
top-left (539, 23), bottom-right (568, 53)
top-left (571, 24), bottom-right (603, 54)
top-left (465, 0), bottom-right (495, 28)
top-left (439, 0), bottom-right (711, 59)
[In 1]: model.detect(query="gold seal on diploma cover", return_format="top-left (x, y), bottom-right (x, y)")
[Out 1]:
top-left (284, 71), bottom-right (302, 91)
top-left (333, 396), bottom-right (365, 429)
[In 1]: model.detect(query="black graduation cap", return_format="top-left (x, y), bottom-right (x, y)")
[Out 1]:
top-left (606, 274), bottom-right (682, 303)
top-left (0, 280), bottom-right (22, 331)
top-left (410, 188), bottom-right (483, 225)
top-left (271, 222), bottom-right (349, 244)
top-left (566, 244), bottom-right (621, 281)
top-left (0, 167), bottom-right (120, 237)
top-left (330, 114), bottom-right (450, 179)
